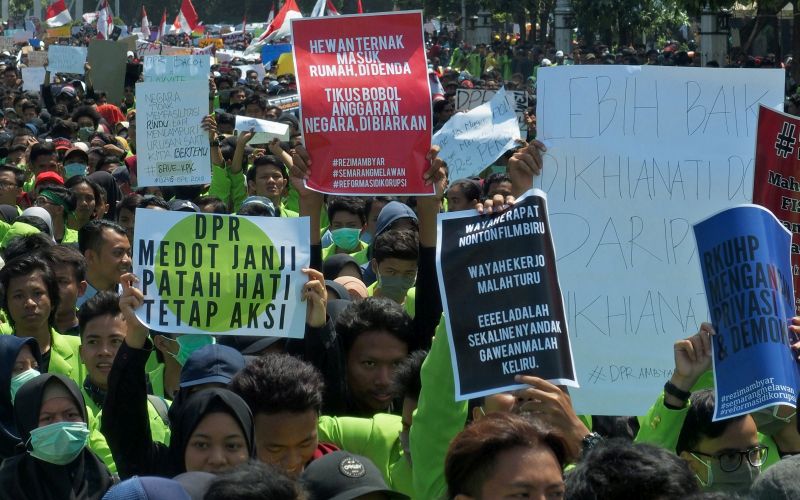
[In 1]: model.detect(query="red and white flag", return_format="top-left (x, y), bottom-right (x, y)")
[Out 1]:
top-left (141, 6), bottom-right (151, 39)
top-left (311, 0), bottom-right (340, 16)
top-left (266, 3), bottom-right (275, 26)
top-left (157, 8), bottom-right (167, 40)
top-left (45, 0), bottom-right (72, 27)
top-left (172, 0), bottom-right (200, 34)
top-left (96, 0), bottom-right (114, 39)
top-left (244, 0), bottom-right (301, 54)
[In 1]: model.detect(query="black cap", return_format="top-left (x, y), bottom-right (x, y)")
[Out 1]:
top-left (179, 344), bottom-right (245, 388)
top-left (301, 451), bottom-right (409, 500)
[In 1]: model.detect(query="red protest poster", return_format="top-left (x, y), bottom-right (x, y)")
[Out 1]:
top-left (291, 11), bottom-right (434, 195)
top-left (753, 105), bottom-right (800, 314)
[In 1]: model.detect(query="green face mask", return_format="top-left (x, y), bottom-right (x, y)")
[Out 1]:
top-left (331, 227), bottom-right (362, 252)
top-left (64, 163), bottom-right (87, 179)
top-left (376, 271), bottom-right (416, 303)
top-left (170, 334), bottom-right (216, 366)
top-left (28, 421), bottom-right (90, 465)
top-left (9, 368), bottom-right (40, 402)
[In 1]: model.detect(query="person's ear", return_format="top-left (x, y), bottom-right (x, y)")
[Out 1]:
top-left (678, 450), bottom-right (705, 482)
top-left (77, 280), bottom-right (88, 297)
top-left (472, 405), bottom-right (485, 422)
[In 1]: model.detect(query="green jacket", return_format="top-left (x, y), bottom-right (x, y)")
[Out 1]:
top-left (318, 414), bottom-right (412, 497)
top-left (0, 327), bottom-right (84, 386)
top-left (82, 387), bottom-right (171, 446)
top-left (61, 226), bottom-right (78, 244)
top-left (410, 318), bottom-right (466, 500)
top-left (207, 164), bottom-right (247, 212)
top-left (86, 403), bottom-right (117, 474)
top-left (635, 371), bottom-right (779, 470)
top-left (322, 241), bottom-right (369, 265)
top-left (367, 283), bottom-right (416, 318)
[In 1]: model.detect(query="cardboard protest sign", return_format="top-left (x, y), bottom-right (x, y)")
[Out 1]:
top-left (455, 88), bottom-right (529, 129)
top-left (135, 80), bottom-right (211, 187)
top-left (291, 11), bottom-right (434, 195)
top-left (21, 67), bottom-right (45, 92)
top-left (133, 209), bottom-right (310, 337)
top-left (143, 55), bottom-right (210, 83)
top-left (432, 88), bottom-right (521, 181)
top-left (535, 65), bottom-right (785, 416)
top-left (0, 37), bottom-right (15, 52)
top-left (234, 116), bottom-right (290, 144)
top-left (47, 45), bottom-right (87, 75)
top-left (694, 205), bottom-right (800, 420)
top-left (753, 105), bottom-right (800, 315)
top-left (26, 50), bottom-right (47, 67)
top-left (436, 189), bottom-right (577, 399)
top-left (87, 40), bottom-right (128, 104)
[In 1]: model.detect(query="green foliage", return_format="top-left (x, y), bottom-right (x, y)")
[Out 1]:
top-left (572, 0), bottom-right (689, 47)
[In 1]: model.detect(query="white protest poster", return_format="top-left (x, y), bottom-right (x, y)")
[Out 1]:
top-left (143, 55), bottom-right (210, 82)
top-left (136, 80), bottom-right (211, 187)
top-left (234, 115), bottom-right (290, 144)
top-left (236, 64), bottom-right (266, 82)
top-left (132, 209), bottom-right (310, 337)
top-left (535, 65), bottom-right (784, 416)
top-left (21, 67), bottom-right (46, 92)
top-left (26, 51), bottom-right (47, 67)
top-left (455, 88), bottom-right (529, 129)
top-left (433, 88), bottom-right (521, 181)
top-left (47, 45), bottom-right (87, 74)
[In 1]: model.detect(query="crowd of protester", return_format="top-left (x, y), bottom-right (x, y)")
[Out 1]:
top-left (0, 18), bottom-right (796, 500)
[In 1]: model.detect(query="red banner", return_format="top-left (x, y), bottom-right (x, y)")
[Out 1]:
top-left (291, 11), bottom-right (433, 195)
top-left (753, 105), bottom-right (800, 314)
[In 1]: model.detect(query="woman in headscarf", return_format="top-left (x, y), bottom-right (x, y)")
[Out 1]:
top-left (0, 335), bottom-right (40, 459)
top-left (87, 171), bottom-right (121, 221)
top-left (104, 387), bottom-right (255, 479)
top-left (0, 373), bottom-right (113, 500)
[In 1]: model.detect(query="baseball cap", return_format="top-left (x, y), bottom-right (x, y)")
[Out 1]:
top-left (168, 199), bottom-right (201, 213)
top-left (179, 344), bottom-right (245, 388)
top-left (302, 451), bottom-right (409, 500)
top-left (555, 50), bottom-right (564, 57)
top-left (53, 137), bottom-right (71, 151)
top-left (217, 335), bottom-right (283, 355)
top-left (34, 171), bottom-right (64, 186)
top-left (240, 196), bottom-right (277, 216)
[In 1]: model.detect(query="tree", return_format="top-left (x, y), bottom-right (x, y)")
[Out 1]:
top-left (571, 0), bottom-right (688, 48)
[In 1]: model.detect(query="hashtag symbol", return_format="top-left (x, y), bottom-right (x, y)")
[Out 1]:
top-left (775, 121), bottom-right (796, 158)
top-left (147, 166), bottom-right (157, 176)
top-left (587, 365), bottom-right (606, 384)
top-left (332, 180), bottom-right (340, 189)
top-left (332, 158), bottom-right (339, 167)
top-left (332, 169), bottom-right (339, 178)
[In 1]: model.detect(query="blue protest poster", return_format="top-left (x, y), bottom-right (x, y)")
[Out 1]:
top-left (694, 205), bottom-right (800, 421)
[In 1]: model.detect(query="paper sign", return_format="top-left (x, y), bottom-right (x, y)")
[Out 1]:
top-left (236, 64), bottom-right (266, 82)
top-left (47, 45), bottom-right (87, 74)
top-left (143, 55), bottom-right (210, 83)
top-left (136, 80), bottom-right (211, 187)
top-left (132, 208), bottom-right (310, 336)
top-left (694, 205), bottom-right (800, 420)
top-left (234, 116), bottom-right (291, 144)
top-left (432, 88), bottom-right (521, 181)
top-left (26, 51), bottom-right (47, 67)
top-left (455, 88), bottom-right (529, 129)
top-left (87, 40), bottom-right (128, 105)
top-left (292, 11), bottom-right (434, 195)
top-left (21, 67), bottom-right (45, 92)
top-left (753, 105), bottom-right (800, 314)
top-left (136, 40), bottom-right (162, 56)
top-left (436, 189), bottom-right (577, 399)
top-left (535, 65), bottom-right (785, 416)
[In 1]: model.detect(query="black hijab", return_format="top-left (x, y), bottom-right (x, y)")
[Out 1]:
top-left (0, 335), bottom-right (40, 459)
top-left (87, 170), bottom-right (121, 221)
top-left (0, 373), bottom-right (113, 500)
top-left (0, 204), bottom-right (19, 223)
top-left (168, 388), bottom-right (256, 474)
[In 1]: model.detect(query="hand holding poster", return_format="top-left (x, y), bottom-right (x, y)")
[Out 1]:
top-left (432, 88), bottom-right (521, 181)
top-left (143, 55), bottom-right (210, 82)
top-left (753, 105), bottom-right (800, 314)
top-left (133, 209), bottom-right (310, 337)
top-left (291, 11), bottom-right (434, 195)
top-left (694, 205), bottom-right (800, 420)
top-left (436, 189), bottom-right (577, 399)
top-left (136, 80), bottom-right (211, 187)
top-left (47, 45), bottom-right (87, 74)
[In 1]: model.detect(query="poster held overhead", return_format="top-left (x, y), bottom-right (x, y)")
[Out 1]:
top-left (693, 205), bottom-right (800, 421)
top-left (291, 11), bottom-right (434, 196)
top-left (436, 189), bottom-right (577, 400)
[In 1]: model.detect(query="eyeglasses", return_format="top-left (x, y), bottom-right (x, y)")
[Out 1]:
top-left (691, 445), bottom-right (768, 472)
top-left (34, 197), bottom-right (54, 207)
top-left (0, 181), bottom-right (16, 189)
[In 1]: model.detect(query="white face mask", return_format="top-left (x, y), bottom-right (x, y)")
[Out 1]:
top-left (691, 450), bottom-right (763, 492)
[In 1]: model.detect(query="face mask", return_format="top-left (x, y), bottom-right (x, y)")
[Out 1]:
top-left (376, 270), bottom-right (416, 303)
top-left (64, 163), bottom-right (87, 179)
top-left (691, 453), bottom-right (760, 492)
top-left (169, 334), bottom-right (216, 366)
top-left (28, 421), bottom-right (89, 465)
top-left (77, 127), bottom-right (94, 141)
top-left (331, 227), bottom-right (361, 251)
top-left (9, 368), bottom-right (40, 402)
top-left (752, 406), bottom-right (795, 436)
top-left (399, 430), bottom-right (412, 465)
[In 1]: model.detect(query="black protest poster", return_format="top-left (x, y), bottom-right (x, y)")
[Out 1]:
top-left (436, 189), bottom-right (578, 400)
